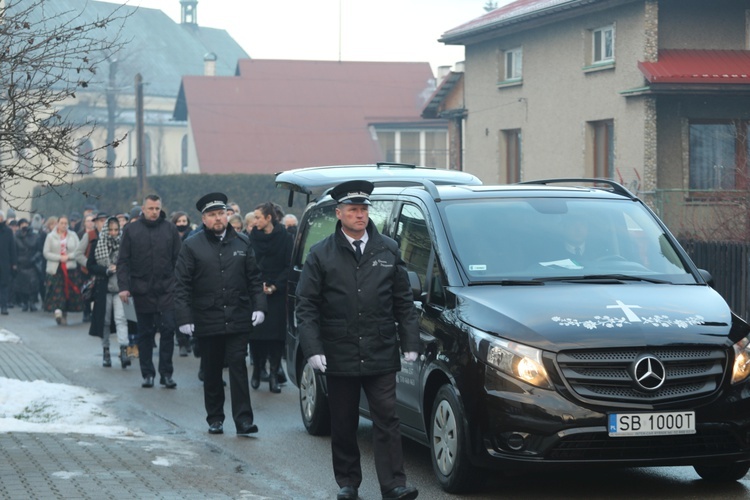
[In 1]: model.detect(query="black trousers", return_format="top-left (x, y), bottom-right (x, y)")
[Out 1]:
top-left (326, 372), bottom-right (406, 493)
top-left (198, 332), bottom-right (253, 429)
top-left (135, 309), bottom-right (175, 378)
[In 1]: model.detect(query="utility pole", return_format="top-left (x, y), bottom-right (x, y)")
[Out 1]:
top-left (134, 73), bottom-right (148, 200)
top-left (105, 58), bottom-right (118, 178)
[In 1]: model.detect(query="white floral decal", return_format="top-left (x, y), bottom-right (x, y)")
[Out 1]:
top-left (551, 315), bottom-right (705, 329)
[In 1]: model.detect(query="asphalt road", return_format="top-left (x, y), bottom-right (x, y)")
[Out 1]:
top-left (4, 308), bottom-right (750, 499)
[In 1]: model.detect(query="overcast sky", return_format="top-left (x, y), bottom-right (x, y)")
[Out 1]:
top-left (118, 0), bottom-right (514, 73)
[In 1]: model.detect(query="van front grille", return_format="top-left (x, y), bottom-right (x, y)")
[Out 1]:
top-left (555, 347), bottom-right (726, 406)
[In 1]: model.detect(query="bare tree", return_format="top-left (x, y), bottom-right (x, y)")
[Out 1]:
top-left (0, 0), bottom-right (131, 209)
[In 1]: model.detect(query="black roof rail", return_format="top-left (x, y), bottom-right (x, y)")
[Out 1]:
top-left (517, 178), bottom-right (637, 200)
top-left (375, 162), bottom-right (434, 170)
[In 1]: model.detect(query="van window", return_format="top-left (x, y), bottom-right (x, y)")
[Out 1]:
top-left (395, 204), bottom-right (431, 288)
top-left (299, 200), bottom-right (393, 265)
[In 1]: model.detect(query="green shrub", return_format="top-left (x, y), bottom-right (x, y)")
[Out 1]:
top-left (31, 174), bottom-right (308, 221)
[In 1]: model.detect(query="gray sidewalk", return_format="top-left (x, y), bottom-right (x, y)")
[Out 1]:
top-left (0, 339), bottom-right (290, 500)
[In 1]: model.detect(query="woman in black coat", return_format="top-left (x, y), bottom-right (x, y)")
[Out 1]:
top-left (248, 202), bottom-right (293, 393)
top-left (13, 219), bottom-right (40, 311)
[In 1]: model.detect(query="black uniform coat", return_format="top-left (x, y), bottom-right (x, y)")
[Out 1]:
top-left (173, 224), bottom-right (267, 337)
top-left (296, 220), bottom-right (419, 377)
top-left (248, 224), bottom-right (293, 342)
top-left (14, 227), bottom-right (40, 296)
top-left (0, 222), bottom-right (17, 289)
top-left (116, 211), bottom-right (181, 314)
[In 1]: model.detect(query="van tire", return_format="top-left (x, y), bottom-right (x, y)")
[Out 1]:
top-left (299, 362), bottom-right (331, 435)
top-left (694, 463), bottom-right (750, 482)
top-left (430, 384), bottom-right (474, 492)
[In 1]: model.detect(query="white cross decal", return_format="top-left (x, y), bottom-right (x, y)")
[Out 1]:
top-left (606, 300), bottom-right (642, 322)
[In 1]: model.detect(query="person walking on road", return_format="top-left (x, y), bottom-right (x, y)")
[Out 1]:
top-left (42, 215), bottom-right (83, 325)
top-left (174, 192), bottom-right (267, 436)
top-left (296, 180), bottom-right (420, 500)
top-left (170, 210), bottom-right (193, 357)
top-left (117, 194), bottom-right (181, 389)
top-left (0, 210), bottom-right (17, 315)
top-left (13, 219), bottom-right (41, 312)
top-left (87, 217), bottom-right (130, 369)
top-left (248, 202), bottom-right (293, 393)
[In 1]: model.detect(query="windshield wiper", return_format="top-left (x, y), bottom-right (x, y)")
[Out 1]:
top-left (467, 279), bottom-right (544, 286)
top-left (536, 274), bottom-right (671, 284)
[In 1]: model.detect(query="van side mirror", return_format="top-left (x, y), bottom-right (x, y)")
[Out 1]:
top-left (698, 269), bottom-right (714, 288)
top-left (407, 271), bottom-right (423, 301)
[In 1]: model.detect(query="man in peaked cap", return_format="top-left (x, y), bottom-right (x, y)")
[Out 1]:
top-left (174, 192), bottom-right (267, 436)
top-left (296, 180), bottom-right (420, 500)
top-left (328, 179), bottom-right (374, 206)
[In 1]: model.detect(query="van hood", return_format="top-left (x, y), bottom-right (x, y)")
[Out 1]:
top-left (453, 283), bottom-right (737, 352)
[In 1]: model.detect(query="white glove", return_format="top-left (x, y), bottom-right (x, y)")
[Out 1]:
top-left (251, 311), bottom-right (265, 326)
top-left (178, 324), bottom-right (194, 336)
top-left (308, 354), bottom-right (327, 372)
top-left (403, 351), bottom-right (418, 362)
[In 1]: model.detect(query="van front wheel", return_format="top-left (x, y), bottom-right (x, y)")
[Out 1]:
top-left (299, 362), bottom-right (331, 436)
top-left (430, 384), bottom-right (474, 493)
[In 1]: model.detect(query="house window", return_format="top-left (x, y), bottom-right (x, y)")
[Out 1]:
top-left (76, 139), bottom-right (94, 175)
top-left (181, 134), bottom-right (188, 173)
top-left (375, 130), bottom-right (448, 167)
top-left (503, 129), bottom-right (522, 183)
top-left (689, 121), bottom-right (749, 190)
top-left (424, 131), bottom-right (448, 169)
top-left (593, 26), bottom-right (615, 63)
top-left (504, 47), bottom-right (523, 81)
top-left (400, 132), bottom-right (420, 165)
top-left (591, 120), bottom-right (614, 178)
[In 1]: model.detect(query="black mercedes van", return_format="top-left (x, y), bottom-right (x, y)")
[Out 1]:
top-left (276, 164), bottom-right (750, 492)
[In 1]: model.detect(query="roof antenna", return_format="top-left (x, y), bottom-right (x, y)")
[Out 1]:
top-left (338, 0), bottom-right (342, 62)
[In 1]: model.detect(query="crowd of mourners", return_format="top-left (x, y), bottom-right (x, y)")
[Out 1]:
top-left (0, 200), bottom-right (298, 375)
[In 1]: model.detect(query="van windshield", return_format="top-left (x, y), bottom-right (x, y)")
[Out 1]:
top-left (442, 198), bottom-right (697, 284)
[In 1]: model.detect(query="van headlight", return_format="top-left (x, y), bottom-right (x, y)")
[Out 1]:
top-left (731, 336), bottom-right (750, 385)
top-left (469, 328), bottom-right (552, 389)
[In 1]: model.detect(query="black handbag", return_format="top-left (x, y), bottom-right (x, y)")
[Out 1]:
top-left (81, 277), bottom-right (96, 301)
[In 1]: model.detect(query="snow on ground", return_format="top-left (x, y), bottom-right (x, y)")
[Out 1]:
top-left (0, 329), bottom-right (142, 437)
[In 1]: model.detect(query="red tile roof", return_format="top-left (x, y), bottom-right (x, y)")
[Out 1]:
top-left (441, 0), bottom-right (582, 44)
top-left (638, 50), bottom-right (750, 84)
top-left (177, 59), bottom-right (439, 175)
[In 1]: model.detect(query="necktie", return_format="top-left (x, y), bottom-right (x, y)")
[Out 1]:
top-left (353, 240), bottom-right (363, 261)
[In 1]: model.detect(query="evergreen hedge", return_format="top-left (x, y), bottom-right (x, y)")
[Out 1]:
top-left (31, 173), bottom-right (308, 222)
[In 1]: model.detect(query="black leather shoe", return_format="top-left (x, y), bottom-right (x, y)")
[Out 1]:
top-left (269, 373), bottom-right (281, 393)
top-left (250, 367), bottom-right (260, 389)
top-left (141, 376), bottom-right (154, 388)
top-left (208, 421), bottom-right (223, 434)
top-left (159, 376), bottom-right (177, 389)
top-left (382, 485), bottom-right (418, 500)
top-left (337, 486), bottom-right (358, 500)
top-left (277, 365), bottom-right (287, 384)
top-left (236, 421), bottom-right (258, 436)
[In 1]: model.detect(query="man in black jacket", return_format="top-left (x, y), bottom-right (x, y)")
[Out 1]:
top-left (0, 210), bottom-right (17, 315)
top-left (174, 192), bottom-right (267, 436)
top-left (296, 180), bottom-right (420, 500)
top-left (117, 194), bottom-right (182, 389)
